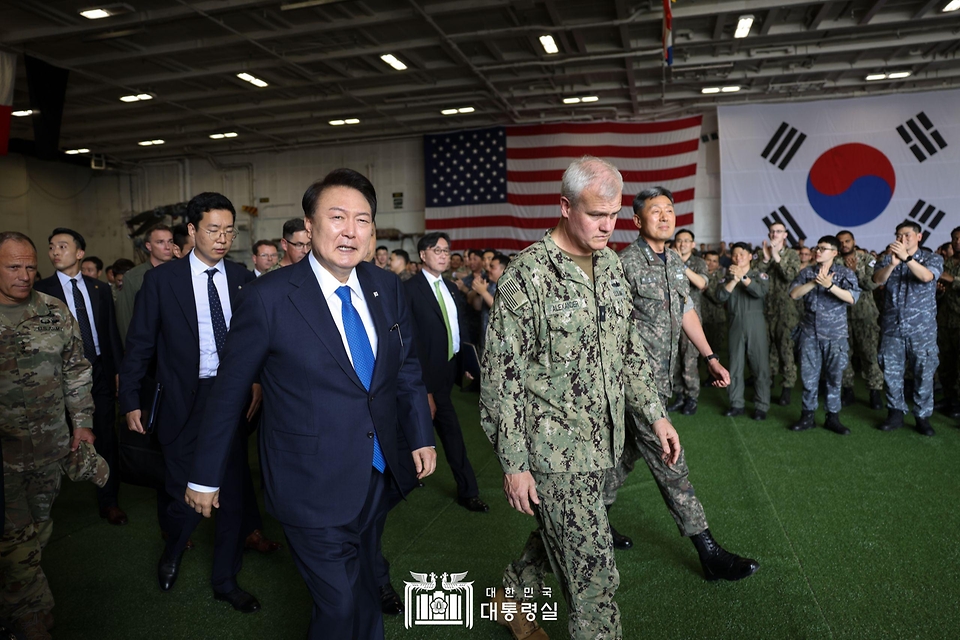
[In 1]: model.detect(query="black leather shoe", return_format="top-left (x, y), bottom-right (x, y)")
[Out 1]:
top-left (214, 587), bottom-right (261, 613)
top-left (823, 412), bottom-right (850, 435)
top-left (869, 389), bottom-right (884, 411)
top-left (723, 407), bottom-right (745, 417)
top-left (777, 387), bottom-right (792, 406)
top-left (790, 410), bottom-right (816, 432)
top-left (379, 583), bottom-right (404, 616)
top-left (878, 409), bottom-right (904, 431)
top-left (841, 387), bottom-right (855, 407)
top-left (752, 410), bottom-right (767, 421)
top-left (681, 397), bottom-right (698, 416)
top-left (666, 395), bottom-right (686, 412)
top-left (914, 416), bottom-right (935, 437)
top-left (157, 549), bottom-right (185, 592)
top-left (457, 496), bottom-right (489, 513)
top-left (609, 522), bottom-right (633, 550)
top-left (691, 529), bottom-right (759, 581)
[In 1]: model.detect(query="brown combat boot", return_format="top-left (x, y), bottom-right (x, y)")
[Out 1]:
top-left (490, 588), bottom-right (549, 639)
top-left (15, 612), bottom-right (52, 640)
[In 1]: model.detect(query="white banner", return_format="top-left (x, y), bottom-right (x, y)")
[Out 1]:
top-left (719, 89), bottom-right (959, 252)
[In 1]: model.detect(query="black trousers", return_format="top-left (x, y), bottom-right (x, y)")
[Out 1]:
top-left (160, 378), bottom-right (246, 593)
top-left (90, 360), bottom-right (120, 510)
top-left (432, 381), bottom-right (479, 499)
top-left (284, 469), bottom-right (387, 640)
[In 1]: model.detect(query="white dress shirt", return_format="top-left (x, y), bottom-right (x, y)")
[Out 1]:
top-left (189, 250), bottom-right (232, 379)
top-left (309, 252), bottom-right (378, 361)
top-left (56, 270), bottom-right (100, 356)
top-left (421, 269), bottom-right (460, 354)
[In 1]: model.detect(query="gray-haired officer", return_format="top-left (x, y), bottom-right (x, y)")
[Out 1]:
top-left (873, 220), bottom-right (943, 436)
top-left (788, 235), bottom-right (860, 435)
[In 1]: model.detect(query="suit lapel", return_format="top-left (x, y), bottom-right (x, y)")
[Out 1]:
top-left (224, 262), bottom-right (245, 311)
top-left (417, 272), bottom-right (444, 322)
top-left (170, 258), bottom-right (200, 344)
top-left (85, 276), bottom-right (103, 330)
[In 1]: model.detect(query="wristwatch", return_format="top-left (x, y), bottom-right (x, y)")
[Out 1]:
top-left (826, 283), bottom-right (835, 291)
top-left (904, 254), bottom-right (914, 263)
top-left (705, 354), bottom-right (719, 362)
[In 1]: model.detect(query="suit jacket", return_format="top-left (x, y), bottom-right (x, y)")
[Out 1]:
top-left (118, 256), bottom-right (255, 445)
top-left (34, 274), bottom-right (124, 378)
top-left (189, 258), bottom-right (434, 529)
top-left (404, 272), bottom-right (470, 394)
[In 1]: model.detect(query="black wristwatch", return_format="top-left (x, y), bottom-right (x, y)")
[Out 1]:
top-left (904, 254), bottom-right (914, 263)
top-left (705, 354), bottom-right (719, 362)
top-left (826, 283), bottom-right (835, 291)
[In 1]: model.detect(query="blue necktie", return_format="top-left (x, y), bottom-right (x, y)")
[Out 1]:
top-left (206, 268), bottom-right (228, 354)
top-left (335, 286), bottom-right (386, 473)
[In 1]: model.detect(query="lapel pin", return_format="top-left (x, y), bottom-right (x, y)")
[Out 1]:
top-left (373, 291), bottom-right (379, 297)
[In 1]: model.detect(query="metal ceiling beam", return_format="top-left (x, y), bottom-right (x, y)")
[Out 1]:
top-left (913, 0), bottom-right (943, 19)
top-left (809, 2), bottom-right (834, 31)
top-left (859, 0), bottom-right (889, 25)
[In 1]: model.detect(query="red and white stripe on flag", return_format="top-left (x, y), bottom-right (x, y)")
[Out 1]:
top-left (424, 116), bottom-right (702, 252)
top-left (0, 52), bottom-right (17, 156)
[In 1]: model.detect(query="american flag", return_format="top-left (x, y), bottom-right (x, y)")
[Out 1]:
top-left (424, 116), bottom-right (703, 252)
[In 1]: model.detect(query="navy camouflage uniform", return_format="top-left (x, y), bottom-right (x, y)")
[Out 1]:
top-left (790, 265), bottom-right (860, 413)
top-left (875, 250), bottom-right (944, 418)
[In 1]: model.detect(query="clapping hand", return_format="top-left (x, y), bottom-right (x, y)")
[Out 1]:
top-left (471, 276), bottom-right (488, 294)
top-left (815, 270), bottom-right (834, 289)
top-left (761, 240), bottom-right (772, 262)
top-left (888, 241), bottom-right (908, 263)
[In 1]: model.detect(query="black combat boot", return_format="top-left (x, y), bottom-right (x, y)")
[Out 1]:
top-left (690, 529), bottom-right (759, 581)
top-left (823, 412), bottom-right (850, 435)
top-left (606, 506), bottom-right (633, 550)
top-left (682, 397), bottom-right (698, 416)
top-left (914, 415), bottom-right (935, 437)
top-left (790, 410), bottom-right (815, 431)
top-left (869, 389), bottom-right (883, 411)
top-left (777, 387), bottom-right (792, 406)
top-left (841, 387), bottom-right (855, 407)
top-left (666, 395), bottom-right (686, 412)
top-left (878, 409), bottom-right (904, 431)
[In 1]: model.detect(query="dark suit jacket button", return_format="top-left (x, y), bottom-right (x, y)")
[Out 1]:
top-left (367, 432), bottom-right (374, 439)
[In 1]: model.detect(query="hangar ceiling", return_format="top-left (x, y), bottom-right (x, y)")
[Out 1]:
top-left (2, 0), bottom-right (959, 163)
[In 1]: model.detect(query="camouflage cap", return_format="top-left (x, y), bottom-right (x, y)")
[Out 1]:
top-left (58, 441), bottom-right (110, 488)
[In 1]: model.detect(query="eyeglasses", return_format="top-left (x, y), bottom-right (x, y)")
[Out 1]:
top-left (814, 246), bottom-right (836, 253)
top-left (285, 241), bottom-right (310, 250)
top-left (429, 247), bottom-right (451, 256)
top-left (200, 227), bottom-right (238, 240)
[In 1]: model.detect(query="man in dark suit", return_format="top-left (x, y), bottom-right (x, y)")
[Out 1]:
top-left (36, 228), bottom-right (126, 525)
top-left (185, 169), bottom-right (436, 640)
top-left (405, 231), bottom-right (488, 513)
top-left (119, 192), bottom-right (261, 613)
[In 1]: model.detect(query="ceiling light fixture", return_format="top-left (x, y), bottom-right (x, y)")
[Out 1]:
top-left (457, 107), bottom-right (474, 114)
top-left (344, 118), bottom-right (360, 124)
top-left (120, 93), bottom-right (153, 103)
top-left (943, 0), bottom-right (960, 12)
top-left (563, 97), bottom-right (581, 104)
top-left (440, 109), bottom-right (458, 115)
top-left (237, 72), bottom-right (269, 88)
top-left (12, 110), bottom-right (34, 117)
top-left (79, 4), bottom-right (133, 19)
top-left (539, 35), bottom-right (559, 55)
top-left (701, 87), bottom-right (721, 94)
top-left (865, 73), bottom-right (887, 81)
top-left (137, 139), bottom-right (165, 146)
top-left (380, 54), bottom-right (407, 71)
top-left (721, 85), bottom-right (741, 92)
top-left (79, 8), bottom-right (111, 19)
top-left (581, 96), bottom-right (599, 102)
top-left (64, 149), bottom-right (90, 155)
top-left (329, 120), bottom-right (345, 126)
top-left (866, 71), bottom-right (912, 81)
top-left (209, 132), bottom-right (238, 139)
top-left (441, 107), bottom-right (475, 115)
top-left (735, 15), bottom-right (754, 39)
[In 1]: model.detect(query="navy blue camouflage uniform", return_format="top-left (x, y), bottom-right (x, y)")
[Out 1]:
top-left (790, 265), bottom-right (860, 413)
top-left (875, 250), bottom-right (943, 418)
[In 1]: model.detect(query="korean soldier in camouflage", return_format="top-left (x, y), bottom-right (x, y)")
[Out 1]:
top-left (873, 220), bottom-right (944, 436)
top-left (481, 158), bottom-right (684, 640)
top-left (788, 236), bottom-right (860, 435)
top-left (602, 187), bottom-right (757, 586)
top-left (667, 229), bottom-right (709, 416)
top-left (757, 222), bottom-right (802, 405)
top-left (717, 243), bottom-right (772, 419)
top-left (0, 232), bottom-right (96, 640)
top-left (935, 227), bottom-right (960, 420)
top-left (836, 231), bottom-right (884, 410)
top-left (701, 251), bottom-right (727, 356)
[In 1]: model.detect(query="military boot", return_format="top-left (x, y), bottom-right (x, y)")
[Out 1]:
top-left (823, 412), bottom-right (850, 435)
top-left (606, 506), bottom-right (633, 550)
top-left (682, 397), bottom-right (698, 415)
top-left (777, 387), bottom-right (792, 406)
top-left (690, 529), bottom-right (759, 581)
top-left (841, 387), bottom-right (855, 407)
top-left (869, 389), bottom-right (883, 411)
top-left (790, 410), bottom-right (816, 432)
top-left (490, 589), bottom-right (549, 640)
top-left (914, 415), bottom-right (935, 437)
top-left (666, 395), bottom-right (686, 412)
top-left (878, 409), bottom-right (904, 431)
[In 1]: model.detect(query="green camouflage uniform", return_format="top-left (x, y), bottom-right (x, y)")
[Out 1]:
top-left (717, 268), bottom-right (771, 411)
top-left (115, 260), bottom-right (152, 345)
top-left (841, 250), bottom-right (884, 391)
top-left (757, 247), bottom-right (801, 389)
top-left (674, 254), bottom-right (709, 399)
top-left (1, 291), bottom-right (93, 620)
top-left (702, 270), bottom-right (728, 356)
top-left (601, 237), bottom-right (707, 537)
top-left (937, 257), bottom-right (960, 403)
top-left (481, 231), bottom-right (665, 640)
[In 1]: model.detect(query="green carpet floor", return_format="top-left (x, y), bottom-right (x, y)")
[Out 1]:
top-left (43, 379), bottom-right (960, 639)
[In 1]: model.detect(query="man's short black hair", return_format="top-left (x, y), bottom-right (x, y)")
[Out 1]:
top-left (252, 239), bottom-right (278, 254)
top-left (186, 192), bottom-right (236, 228)
top-left (731, 241), bottom-right (753, 254)
top-left (111, 258), bottom-right (135, 275)
top-left (451, 252), bottom-right (463, 260)
top-left (391, 249), bottom-right (410, 264)
top-left (49, 227), bottom-right (86, 251)
top-left (492, 253), bottom-right (510, 268)
top-left (418, 232), bottom-right (450, 254)
top-left (171, 223), bottom-right (191, 251)
top-left (302, 168), bottom-right (377, 220)
top-left (674, 228), bottom-right (695, 241)
top-left (703, 250), bottom-right (719, 258)
top-left (482, 248), bottom-right (496, 256)
top-left (895, 220), bottom-right (922, 235)
top-left (282, 218), bottom-right (306, 241)
top-left (376, 245), bottom-right (388, 253)
top-left (836, 229), bottom-right (854, 239)
top-left (951, 226), bottom-right (960, 238)
top-left (632, 186), bottom-right (674, 215)
top-left (82, 256), bottom-right (104, 271)
top-left (818, 235), bottom-right (840, 252)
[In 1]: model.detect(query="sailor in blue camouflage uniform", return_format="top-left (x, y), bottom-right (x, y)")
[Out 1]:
top-left (872, 220), bottom-right (944, 436)
top-left (787, 235), bottom-right (860, 435)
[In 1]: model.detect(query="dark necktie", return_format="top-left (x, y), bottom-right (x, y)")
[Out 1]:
top-left (335, 286), bottom-right (386, 473)
top-left (206, 268), bottom-right (228, 354)
top-left (71, 278), bottom-right (97, 362)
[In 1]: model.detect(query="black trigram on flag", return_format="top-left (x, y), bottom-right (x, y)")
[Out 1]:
top-left (763, 206), bottom-right (806, 247)
top-left (897, 112), bottom-right (947, 163)
top-left (907, 199), bottom-right (947, 238)
top-left (760, 122), bottom-right (807, 170)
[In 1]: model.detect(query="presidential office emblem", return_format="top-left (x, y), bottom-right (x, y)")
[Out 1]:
top-left (404, 571), bottom-right (474, 629)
